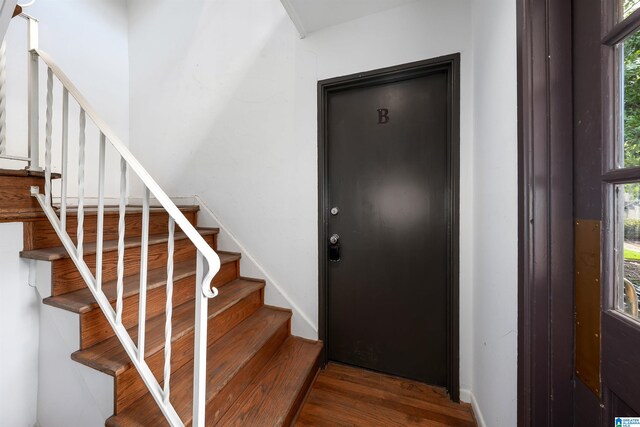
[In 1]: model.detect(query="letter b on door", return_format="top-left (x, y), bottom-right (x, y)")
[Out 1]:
top-left (377, 108), bottom-right (389, 124)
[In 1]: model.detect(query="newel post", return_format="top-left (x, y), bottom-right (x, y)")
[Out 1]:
top-left (27, 16), bottom-right (40, 171)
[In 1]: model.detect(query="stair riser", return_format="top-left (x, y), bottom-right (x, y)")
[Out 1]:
top-left (213, 260), bottom-right (240, 289)
top-left (80, 275), bottom-right (193, 350)
top-left (114, 288), bottom-right (264, 414)
top-left (51, 233), bottom-right (216, 296)
top-left (24, 210), bottom-right (198, 250)
top-left (203, 317), bottom-right (291, 426)
top-left (284, 351), bottom-right (321, 426)
top-left (0, 175), bottom-right (47, 221)
top-left (78, 260), bottom-right (240, 350)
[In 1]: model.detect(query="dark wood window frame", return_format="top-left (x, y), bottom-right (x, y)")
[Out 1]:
top-left (517, 0), bottom-right (574, 424)
top-left (520, 0), bottom-right (640, 423)
top-left (600, 2), bottom-right (640, 417)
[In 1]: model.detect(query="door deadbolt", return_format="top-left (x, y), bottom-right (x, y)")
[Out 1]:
top-left (329, 234), bottom-right (341, 262)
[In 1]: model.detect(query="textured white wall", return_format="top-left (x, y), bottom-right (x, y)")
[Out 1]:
top-left (0, 223), bottom-right (39, 427)
top-left (0, 0), bottom-right (130, 199)
top-left (471, 0), bottom-right (518, 425)
top-left (0, 1), bottom-right (129, 425)
top-left (0, 0), bottom-right (519, 424)
top-left (127, 0), bottom-right (475, 394)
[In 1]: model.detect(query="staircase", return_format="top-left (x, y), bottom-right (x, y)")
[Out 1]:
top-left (1, 12), bottom-right (322, 427)
top-left (20, 204), bottom-right (322, 426)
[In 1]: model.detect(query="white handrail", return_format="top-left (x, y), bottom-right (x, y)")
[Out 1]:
top-left (33, 47), bottom-right (221, 295)
top-left (25, 26), bottom-right (221, 425)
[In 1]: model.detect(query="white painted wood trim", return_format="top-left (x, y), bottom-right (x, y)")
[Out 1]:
top-left (192, 194), bottom-right (318, 335)
top-left (469, 391), bottom-right (487, 427)
top-left (279, 0), bottom-right (307, 38)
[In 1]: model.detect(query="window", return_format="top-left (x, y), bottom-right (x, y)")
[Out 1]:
top-left (614, 12), bottom-right (640, 320)
top-left (620, 30), bottom-right (640, 168)
top-left (625, 0), bottom-right (640, 19)
top-left (617, 183), bottom-right (640, 318)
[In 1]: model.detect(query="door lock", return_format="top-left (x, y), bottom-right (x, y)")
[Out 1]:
top-left (329, 234), bottom-right (340, 262)
top-left (330, 207), bottom-right (339, 216)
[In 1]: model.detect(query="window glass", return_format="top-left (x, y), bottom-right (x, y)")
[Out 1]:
top-left (624, 0), bottom-right (640, 19)
top-left (618, 183), bottom-right (640, 319)
top-left (621, 29), bottom-right (640, 168)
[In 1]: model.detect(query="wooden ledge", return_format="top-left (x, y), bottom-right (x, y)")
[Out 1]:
top-left (0, 168), bottom-right (61, 179)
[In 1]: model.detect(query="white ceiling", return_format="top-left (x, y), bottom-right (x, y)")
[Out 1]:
top-left (280, 0), bottom-right (419, 38)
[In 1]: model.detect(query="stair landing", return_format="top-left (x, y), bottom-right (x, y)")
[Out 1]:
top-left (0, 168), bottom-right (59, 221)
top-left (296, 363), bottom-right (476, 427)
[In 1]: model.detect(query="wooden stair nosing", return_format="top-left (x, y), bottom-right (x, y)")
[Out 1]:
top-left (216, 336), bottom-right (323, 427)
top-left (105, 306), bottom-right (292, 427)
top-left (0, 168), bottom-right (61, 178)
top-left (59, 205), bottom-right (200, 215)
top-left (71, 277), bottom-right (265, 376)
top-left (19, 228), bottom-right (220, 261)
top-left (43, 252), bottom-right (242, 314)
top-left (4, 205), bottom-right (200, 224)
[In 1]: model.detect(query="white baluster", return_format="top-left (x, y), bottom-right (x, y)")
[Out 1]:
top-left (60, 88), bottom-right (69, 230)
top-left (77, 109), bottom-right (85, 259)
top-left (192, 252), bottom-right (208, 427)
top-left (44, 67), bottom-right (53, 206)
top-left (27, 18), bottom-right (39, 170)
top-left (164, 217), bottom-right (175, 403)
top-left (96, 133), bottom-right (105, 292)
top-left (116, 156), bottom-right (126, 324)
top-left (138, 186), bottom-right (150, 361)
top-left (0, 39), bottom-right (7, 156)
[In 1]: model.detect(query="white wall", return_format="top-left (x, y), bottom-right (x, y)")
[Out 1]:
top-left (0, 2), bottom-right (129, 425)
top-left (1, 0), bottom-right (130, 199)
top-left (0, 0), bottom-right (520, 424)
top-left (128, 0), bottom-right (475, 397)
top-left (471, 0), bottom-right (518, 425)
top-left (0, 223), bottom-right (39, 427)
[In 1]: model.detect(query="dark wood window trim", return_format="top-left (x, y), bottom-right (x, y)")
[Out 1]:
top-left (517, 0), bottom-right (574, 425)
top-left (600, 0), bottom-right (640, 416)
top-left (602, 7), bottom-right (640, 46)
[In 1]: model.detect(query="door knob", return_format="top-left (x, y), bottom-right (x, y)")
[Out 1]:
top-left (329, 234), bottom-right (340, 244)
top-left (331, 207), bottom-right (339, 215)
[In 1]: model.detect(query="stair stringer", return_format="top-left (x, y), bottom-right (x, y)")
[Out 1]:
top-left (33, 260), bottom-right (113, 427)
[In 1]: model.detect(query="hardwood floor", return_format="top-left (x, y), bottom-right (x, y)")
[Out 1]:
top-left (296, 363), bottom-right (476, 427)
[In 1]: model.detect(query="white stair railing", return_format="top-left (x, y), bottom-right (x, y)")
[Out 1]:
top-left (0, 12), bottom-right (39, 167)
top-left (22, 16), bottom-right (219, 427)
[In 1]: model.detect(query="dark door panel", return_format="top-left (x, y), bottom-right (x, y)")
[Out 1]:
top-left (320, 57), bottom-right (459, 394)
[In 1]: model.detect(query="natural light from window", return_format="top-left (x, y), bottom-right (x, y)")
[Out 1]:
top-left (618, 183), bottom-right (640, 319)
top-left (625, 0), bottom-right (640, 18)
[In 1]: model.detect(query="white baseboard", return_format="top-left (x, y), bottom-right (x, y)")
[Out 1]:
top-left (469, 391), bottom-right (487, 427)
top-left (49, 192), bottom-right (318, 338)
top-left (192, 195), bottom-right (318, 339)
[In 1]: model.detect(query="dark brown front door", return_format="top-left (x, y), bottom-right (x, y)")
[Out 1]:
top-left (318, 56), bottom-right (460, 398)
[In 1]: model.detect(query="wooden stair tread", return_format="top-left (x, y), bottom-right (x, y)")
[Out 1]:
top-left (218, 336), bottom-right (323, 427)
top-left (105, 306), bottom-right (292, 427)
top-left (20, 228), bottom-right (219, 261)
top-left (71, 277), bottom-right (264, 376)
top-left (0, 168), bottom-right (61, 178)
top-left (0, 209), bottom-right (48, 221)
top-left (42, 252), bottom-right (240, 313)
